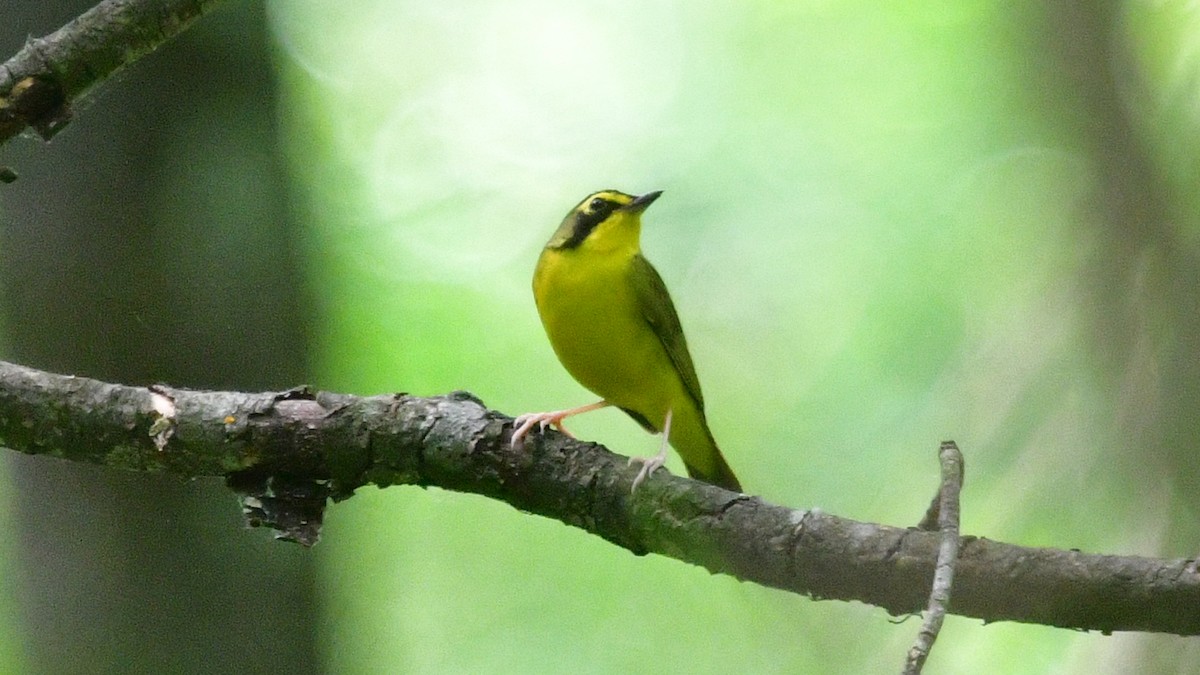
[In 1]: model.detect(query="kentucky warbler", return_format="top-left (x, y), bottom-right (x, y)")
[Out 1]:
top-left (512, 189), bottom-right (741, 492)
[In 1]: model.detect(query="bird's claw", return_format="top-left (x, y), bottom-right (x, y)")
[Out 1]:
top-left (628, 454), bottom-right (667, 493)
top-left (511, 411), bottom-right (575, 449)
top-left (628, 408), bottom-right (672, 493)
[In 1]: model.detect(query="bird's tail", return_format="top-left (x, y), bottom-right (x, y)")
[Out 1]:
top-left (683, 441), bottom-right (742, 493)
top-left (632, 403), bottom-right (744, 492)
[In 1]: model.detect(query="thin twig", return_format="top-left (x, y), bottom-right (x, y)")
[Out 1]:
top-left (904, 441), bottom-right (965, 674)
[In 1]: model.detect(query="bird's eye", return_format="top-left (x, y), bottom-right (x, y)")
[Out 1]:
top-left (589, 198), bottom-right (606, 212)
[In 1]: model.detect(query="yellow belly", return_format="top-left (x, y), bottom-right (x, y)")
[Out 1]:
top-left (533, 248), bottom-right (684, 432)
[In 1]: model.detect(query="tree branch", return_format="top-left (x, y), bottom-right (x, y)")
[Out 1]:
top-left (0, 0), bottom-right (228, 145)
top-left (0, 359), bottom-right (1197, 635)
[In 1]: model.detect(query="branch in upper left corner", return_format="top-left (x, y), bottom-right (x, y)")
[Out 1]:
top-left (0, 0), bottom-right (229, 147)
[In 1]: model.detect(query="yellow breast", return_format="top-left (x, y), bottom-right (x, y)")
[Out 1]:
top-left (532, 247), bottom-right (681, 431)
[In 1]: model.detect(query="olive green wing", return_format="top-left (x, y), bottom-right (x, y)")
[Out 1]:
top-left (629, 254), bottom-right (705, 411)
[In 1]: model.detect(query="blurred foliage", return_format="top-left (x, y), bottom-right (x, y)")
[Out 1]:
top-left (267, 0), bottom-right (1200, 672)
top-left (0, 0), bottom-right (1196, 672)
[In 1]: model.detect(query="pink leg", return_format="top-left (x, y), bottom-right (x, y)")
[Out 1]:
top-left (511, 401), bottom-right (610, 448)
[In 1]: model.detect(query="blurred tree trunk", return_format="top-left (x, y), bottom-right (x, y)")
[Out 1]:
top-left (0, 2), bottom-right (318, 673)
top-left (1042, 0), bottom-right (1200, 541)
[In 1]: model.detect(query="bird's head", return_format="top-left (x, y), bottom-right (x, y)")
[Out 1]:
top-left (545, 189), bottom-right (662, 254)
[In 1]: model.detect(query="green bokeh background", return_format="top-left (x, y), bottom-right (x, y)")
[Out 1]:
top-left (4, 0), bottom-right (1200, 672)
top-left (277, 0), bottom-right (1200, 671)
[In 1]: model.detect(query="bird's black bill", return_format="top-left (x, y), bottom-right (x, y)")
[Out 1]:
top-left (626, 190), bottom-right (663, 213)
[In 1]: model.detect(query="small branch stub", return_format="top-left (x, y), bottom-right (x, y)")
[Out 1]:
top-left (147, 385), bottom-right (177, 451)
top-left (0, 75), bottom-right (70, 141)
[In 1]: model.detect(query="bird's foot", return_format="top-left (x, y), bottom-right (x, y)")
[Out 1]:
top-left (511, 410), bottom-right (577, 449)
top-left (511, 401), bottom-right (610, 449)
top-left (628, 408), bottom-right (673, 493)
top-left (628, 452), bottom-right (668, 493)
